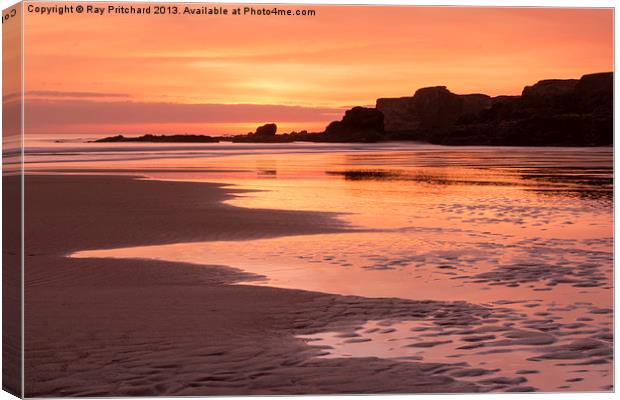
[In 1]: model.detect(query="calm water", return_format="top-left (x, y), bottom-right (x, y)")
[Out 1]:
top-left (26, 135), bottom-right (613, 392)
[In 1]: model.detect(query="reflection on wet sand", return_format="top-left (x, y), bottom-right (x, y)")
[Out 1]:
top-left (30, 139), bottom-right (612, 392)
top-left (73, 213), bottom-right (612, 392)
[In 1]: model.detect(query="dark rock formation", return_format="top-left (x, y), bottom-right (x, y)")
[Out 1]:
top-left (374, 96), bottom-right (416, 133)
top-left (254, 123), bottom-right (277, 136)
top-left (319, 106), bottom-right (385, 142)
top-left (94, 134), bottom-right (219, 143)
top-left (376, 87), bottom-right (492, 135)
top-left (231, 123), bottom-right (297, 143)
top-left (575, 72), bottom-right (614, 113)
top-left (408, 87), bottom-right (489, 131)
top-left (523, 79), bottom-right (579, 98)
top-left (374, 72), bottom-right (611, 146)
top-left (430, 72), bottom-right (613, 146)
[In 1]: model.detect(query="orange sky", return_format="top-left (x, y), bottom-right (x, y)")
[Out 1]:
top-left (17, 3), bottom-right (614, 135)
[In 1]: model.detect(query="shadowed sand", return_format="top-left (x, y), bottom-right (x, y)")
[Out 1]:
top-left (23, 175), bottom-right (483, 396)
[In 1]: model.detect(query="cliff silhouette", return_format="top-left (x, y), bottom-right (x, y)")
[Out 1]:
top-left (311, 71), bottom-right (612, 145)
top-left (369, 71), bottom-right (611, 146)
top-left (96, 72), bottom-right (612, 146)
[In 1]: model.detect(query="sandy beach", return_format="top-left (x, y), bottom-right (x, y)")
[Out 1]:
top-left (18, 142), bottom-right (613, 395)
top-left (23, 174), bottom-right (492, 396)
top-left (7, 4), bottom-right (614, 396)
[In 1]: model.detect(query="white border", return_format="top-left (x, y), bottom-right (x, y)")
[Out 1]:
top-left (0, 1), bottom-right (616, 400)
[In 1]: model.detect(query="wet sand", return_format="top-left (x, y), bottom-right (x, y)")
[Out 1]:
top-left (24, 175), bottom-right (486, 396)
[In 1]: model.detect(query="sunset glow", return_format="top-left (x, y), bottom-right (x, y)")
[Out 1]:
top-left (21, 4), bottom-right (613, 135)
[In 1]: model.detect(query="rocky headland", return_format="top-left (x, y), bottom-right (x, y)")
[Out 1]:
top-left (373, 71), bottom-right (612, 145)
top-left (95, 72), bottom-right (612, 146)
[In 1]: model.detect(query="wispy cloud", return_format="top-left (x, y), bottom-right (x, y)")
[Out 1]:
top-left (24, 99), bottom-right (343, 135)
top-left (23, 6), bottom-right (613, 108)
top-left (26, 91), bottom-right (131, 99)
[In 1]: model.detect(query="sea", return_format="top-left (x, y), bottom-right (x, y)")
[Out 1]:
top-left (23, 134), bottom-right (613, 392)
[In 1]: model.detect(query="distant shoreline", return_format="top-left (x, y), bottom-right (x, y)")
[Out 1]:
top-left (91, 133), bottom-right (613, 147)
